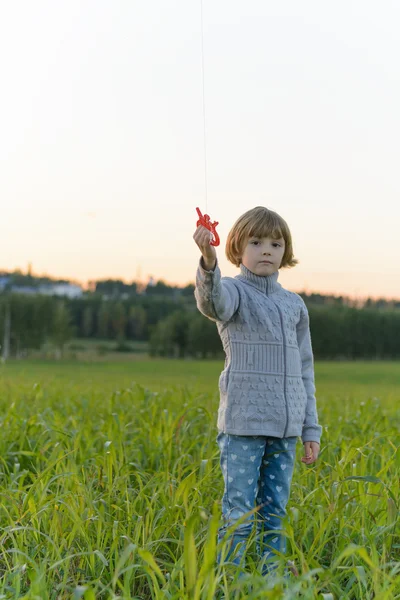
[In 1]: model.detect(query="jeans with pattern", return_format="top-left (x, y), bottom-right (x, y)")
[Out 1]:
top-left (216, 431), bottom-right (297, 577)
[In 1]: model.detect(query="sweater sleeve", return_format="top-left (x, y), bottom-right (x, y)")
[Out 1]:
top-left (296, 301), bottom-right (322, 445)
top-left (194, 256), bottom-right (240, 323)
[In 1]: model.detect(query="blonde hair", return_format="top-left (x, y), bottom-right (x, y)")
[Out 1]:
top-left (225, 206), bottom-right (299, 269)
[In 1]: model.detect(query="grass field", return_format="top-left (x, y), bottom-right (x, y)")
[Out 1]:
top-left (0, 359), bottom-right (399, 598)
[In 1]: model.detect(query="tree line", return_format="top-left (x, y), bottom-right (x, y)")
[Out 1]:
top-left (0, 290), bottom-right (399, 361)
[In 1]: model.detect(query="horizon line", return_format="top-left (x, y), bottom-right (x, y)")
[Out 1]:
top-left (1, 265), bottom-right (398, 304)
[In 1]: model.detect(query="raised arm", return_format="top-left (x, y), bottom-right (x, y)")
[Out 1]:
top-left (194, 256), bottom-right (240, 322)
top-left (193, 224), bottom-right (240, 322)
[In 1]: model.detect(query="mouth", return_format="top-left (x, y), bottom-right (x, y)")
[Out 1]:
top-left (260, 261), bottom-right (273, 264)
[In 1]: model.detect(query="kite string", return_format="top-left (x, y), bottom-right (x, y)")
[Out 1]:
top-left (200, 0), bottom-right (208, 215)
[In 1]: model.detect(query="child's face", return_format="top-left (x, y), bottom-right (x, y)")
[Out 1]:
top-left (240, 235), bottom-right (285, 275)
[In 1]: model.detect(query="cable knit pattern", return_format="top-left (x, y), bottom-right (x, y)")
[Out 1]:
top-left (194, 256), bottom-right (322, 444)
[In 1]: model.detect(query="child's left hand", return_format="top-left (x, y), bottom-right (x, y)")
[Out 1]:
top-left (301, 441), bottom-right (320, 465)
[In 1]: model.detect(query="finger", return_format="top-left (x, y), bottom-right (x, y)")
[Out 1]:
top-left (196, 227), bottom-right (208, 240)
top-left (301, 451), bottom-right (312, 461)
top-left (199, 225), bottom-right (211, 236)
top-left (302, 445), bottom-right (313, 462)
top-left (194, 228), bottom-right (210, 245)
top-left (311, 443), bottom-right (319, 459)
top-left (194, 225), bottom-right (207, 239)
top-left (303, 448), bottom-right (318, 463)
top-left (193, 234), bottom-right (204, 247)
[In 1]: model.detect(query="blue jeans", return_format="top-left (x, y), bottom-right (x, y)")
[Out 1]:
top-left (216, 431), bottom-right (297, 577)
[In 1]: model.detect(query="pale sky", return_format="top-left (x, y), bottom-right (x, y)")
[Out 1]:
top-left (1, 1), bottom-right (399, 300)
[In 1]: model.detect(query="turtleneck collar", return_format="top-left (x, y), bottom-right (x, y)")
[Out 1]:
top-left (236, 262), bottom-right (282, 295)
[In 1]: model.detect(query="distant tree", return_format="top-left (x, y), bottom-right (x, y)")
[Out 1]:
top-left (50, 301), bottom-right (76, 359)
top-left (0, 294), bottom-right (53, 359)
top-left (127, 305), bottom-right (146, 340)
top-left (149, 319), bottom-right (174, 357)
top-left (149, 311), bottom-right (191, 357)
top-left (95, 279), bottom-right (137, 297)
top-left (149, 310), bottom-right (224, 358)
top-left (187, 314), bottom-right (223, 358)
top-left (82, 305), bottom-right (94, 337)
top-left (145, 280), bottom-right (176, 296)
top-left (110, 302), bottom-right (127, 340)
top-left (97, 302), bottom-right (109, 339)
top-left (180, 283), bottom-right (195, 297)
top-left (1, 301), bottom-right (11, 362)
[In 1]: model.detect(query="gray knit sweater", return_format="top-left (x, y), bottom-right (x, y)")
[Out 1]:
top-left (194, 256), bottom-right (322, 444)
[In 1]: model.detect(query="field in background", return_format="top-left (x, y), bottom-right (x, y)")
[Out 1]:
top-left (0, 359), bottom-right (399, 598)
top-left (1, 357), bottom-right (399, 398)
top-left (28, 338), bottom-right (151, 363)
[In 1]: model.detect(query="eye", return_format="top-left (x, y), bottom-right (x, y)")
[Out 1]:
top-left (251, 241), bottom-right (281, 247)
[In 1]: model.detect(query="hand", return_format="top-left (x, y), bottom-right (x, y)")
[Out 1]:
top-left (301, 441), bottom-right (320, 465)
top-left (193, 224), bottom-right (217, 269)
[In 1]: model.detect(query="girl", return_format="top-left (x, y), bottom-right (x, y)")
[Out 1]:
top-left (193, 206), bottom-right (322, 579)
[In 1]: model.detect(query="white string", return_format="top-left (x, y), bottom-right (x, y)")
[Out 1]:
top-left (200, 0), bottom-right (208, 214)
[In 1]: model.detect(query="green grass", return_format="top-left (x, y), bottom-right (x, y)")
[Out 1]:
top-left (0, 359), bottom-right (399, 598)
top-left (2, 358), bottom-right (399, 397)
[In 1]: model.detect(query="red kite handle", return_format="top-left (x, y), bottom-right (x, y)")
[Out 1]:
top-left (196, 207), bottom-right (220, 246)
